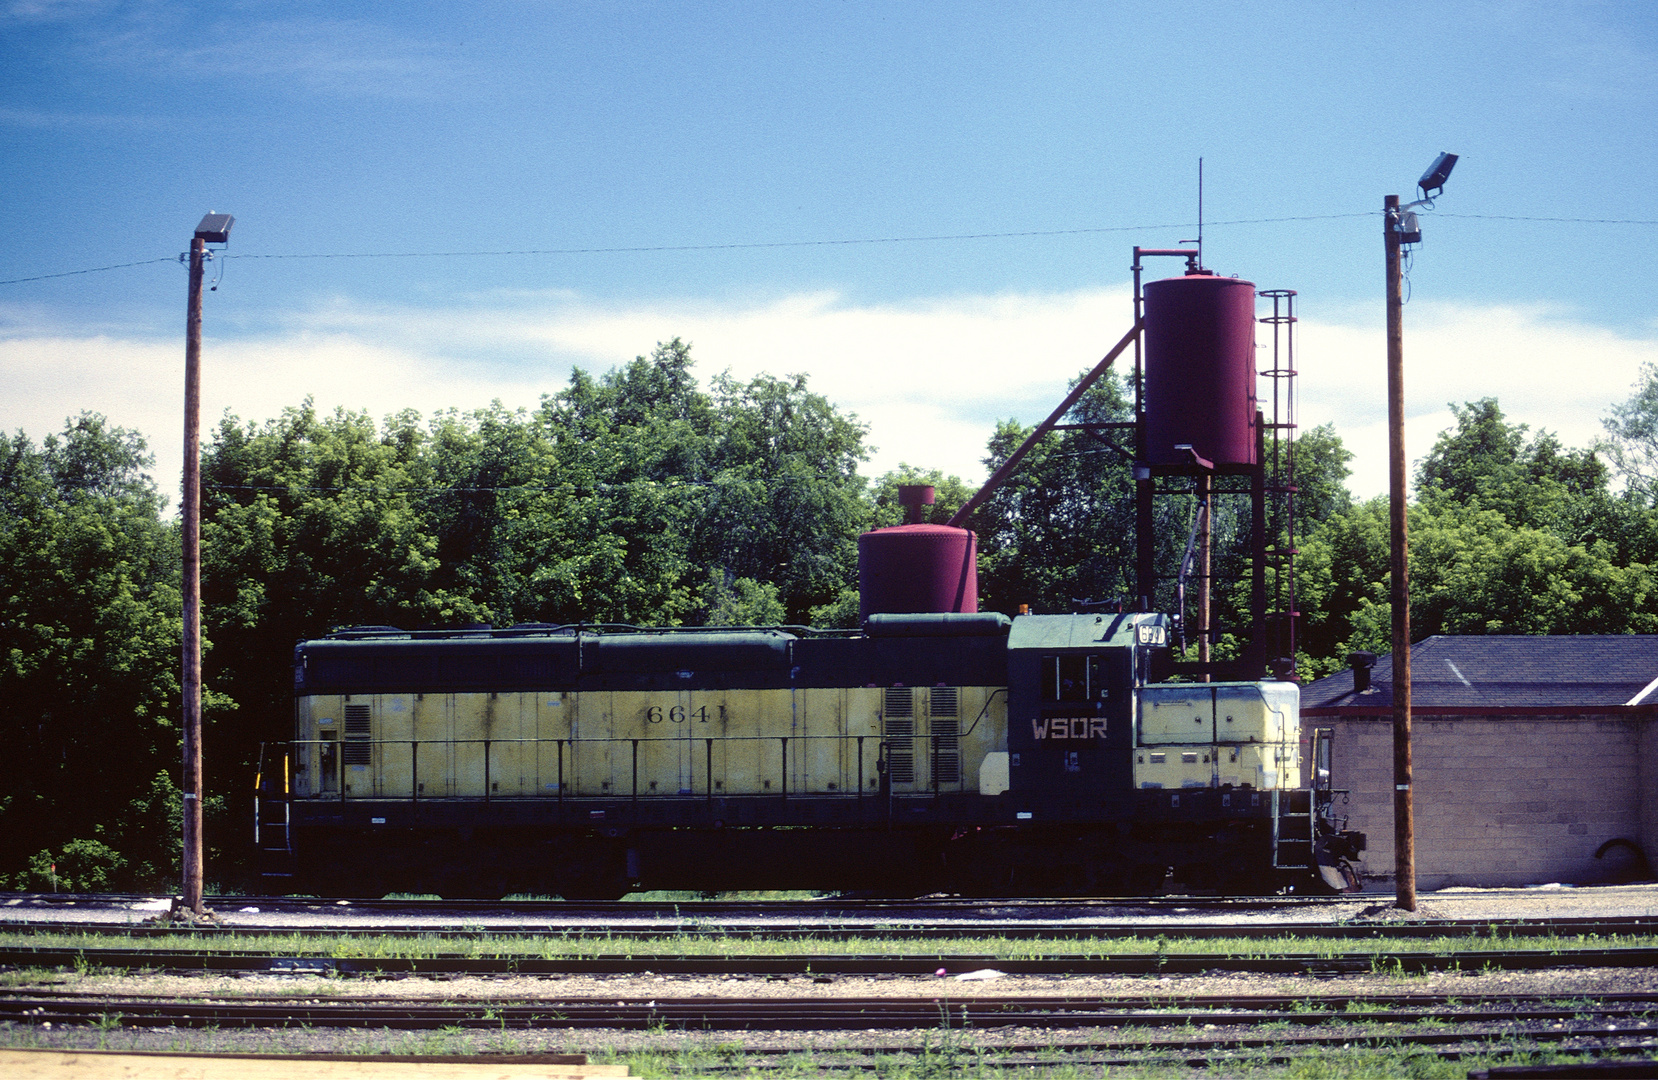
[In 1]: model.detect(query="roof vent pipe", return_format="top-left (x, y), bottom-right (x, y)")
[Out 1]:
top-left (897, 485), bottom-right (935, 525)
top-left (1347, 650), bottom-right (1378, 694)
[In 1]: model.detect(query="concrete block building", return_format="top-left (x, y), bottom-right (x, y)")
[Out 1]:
top-left (1301, 636), bottom-right (1658, 890)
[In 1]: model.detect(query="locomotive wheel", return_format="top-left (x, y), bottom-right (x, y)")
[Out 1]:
top-left (556, 862), bottom-right (631, 901)
top-left (435, 874), bottom-right (508, 901)
top-left (557, 879), bottom-right (630, 901)
top-left (1124, 862), bottom-right (1169, 896)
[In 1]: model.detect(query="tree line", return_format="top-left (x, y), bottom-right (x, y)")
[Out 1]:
top-left (3, 339), bottom-right (1656, 888)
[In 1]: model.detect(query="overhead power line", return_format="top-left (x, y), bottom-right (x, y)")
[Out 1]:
top-left (0, 213), bottom-right (1368, 286)
top-left (1438, 213), bottom-right (1658, 225)
top-left (217, 213), bottom-right (1372, 262)
top-left (0, 257), bottom-right (175, 286)
top-left (9, 210), bottom-right (1658, 287)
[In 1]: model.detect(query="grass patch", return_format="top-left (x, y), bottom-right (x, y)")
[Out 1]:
top-left (0, 1010), bottom-right (1648, 1078)
top-left (0, 927), bottom-right (1654, 964)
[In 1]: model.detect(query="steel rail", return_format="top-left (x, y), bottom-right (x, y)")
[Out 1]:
top-left (5, 944), bottom-right (1658, 976)
top-left (682, 1042), bottom-right (1658, 1076)
top-left (9, 988), bottom-right (1658, 1010)
top-left (5, 993), bottom-right (1658, 1031)
top-left (6, 995), bottom-right (1657, 1076)
top-left (707, 1028), bottom-right (1658, 1056)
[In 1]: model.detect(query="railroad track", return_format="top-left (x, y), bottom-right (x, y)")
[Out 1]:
top-left (5, 989), bottom-right (1657, 1077)
top-left (5, 916), bottom-right (1656, 942)
top-left (7, 988), bottom-right (1656, 1076)
top-left (2, 890), bottom-right (1361, 920)
top-left (5, 989), bottom-right (1658, 1030)
top-left (4, 943), bottom-right (1658, 976)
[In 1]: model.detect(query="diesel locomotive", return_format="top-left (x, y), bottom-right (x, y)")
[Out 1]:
top-left (254, 251), bottom-right (1366, 897)
top-left (259, 612), bottom-right (1359, 898)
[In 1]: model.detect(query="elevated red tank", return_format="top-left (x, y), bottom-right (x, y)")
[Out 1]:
top-left (857, 485), bottom-right (978, 620)
top-left (858, 524), bottom-right (978, 621)
top-left (1144, 273), bottom-right (1258, 468)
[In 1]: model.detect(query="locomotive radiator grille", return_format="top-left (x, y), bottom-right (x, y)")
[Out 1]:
top-left (342, 703), bottom-right (373, 766)
top-left (883, 687), bottom-right (915, 784)
top-left (929, 687), bottom-right (960, 785)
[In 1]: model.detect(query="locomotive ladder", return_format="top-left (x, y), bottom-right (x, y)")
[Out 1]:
top-left (1269, 787), bottom-right (1316, 871)
top-left (1273, 727), bottom-right (1339, 873)
top-left (253, 742), bottom-right (296, 885)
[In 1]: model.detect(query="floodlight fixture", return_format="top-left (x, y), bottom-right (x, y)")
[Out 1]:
top-left (194, 212), bottom-right (234, 244)
top-left (1417, 153), bottom-right (1458, 198)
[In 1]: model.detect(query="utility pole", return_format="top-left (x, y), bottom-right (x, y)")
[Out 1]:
top-left (182, 212), bottom-right (232, 917)
top-left (1380, 154), bottom-right (1454, 911)
top-left (1383, 194), bottom-right (1415, 912)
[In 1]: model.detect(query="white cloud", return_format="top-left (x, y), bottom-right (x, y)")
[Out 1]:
top-left (42, 10), bottom-right (457, 98)
top-left (2, 0), bottom-right (109, 26)
top-left (1298, 302), bottom-right (1658, 497)
top-left (216, 18), bottom-right (457, 97)
top-left (3, 290), bottom-right (1654, 510)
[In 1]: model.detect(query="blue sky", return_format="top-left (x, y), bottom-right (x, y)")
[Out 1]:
top-left (3, 1), bottom-right (1656, 501)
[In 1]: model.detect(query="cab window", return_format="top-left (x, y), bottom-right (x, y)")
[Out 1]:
top-left (1041, 655), bottom-right (1107, 702)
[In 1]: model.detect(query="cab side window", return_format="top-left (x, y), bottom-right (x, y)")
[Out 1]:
top-left (1041, 655), bottom-right (1105, 702)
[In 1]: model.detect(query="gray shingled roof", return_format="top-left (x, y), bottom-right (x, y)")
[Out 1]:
top-left (1301, 635), bottom-right (1658, 710)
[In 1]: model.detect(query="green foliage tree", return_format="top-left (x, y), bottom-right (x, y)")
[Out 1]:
top-left (201, 400), bottom-right (485, 765)
top-left (1601, 361), bottom-right (1658, 498)
top-left (1295, 398), bottom-right (1658, 676)
top-left (187, 341), bottom-right (876, 876)
top-left (1292, 423), bottom-right (1355, 527)
top-left (692, 367), bottom-right (869, 623)
top-left (20, 838), bottom-right (125, 893)
top-left (515, 341), bottom-right (871, 626)
top-left (1418, 398), bottom-right (1607, 531)
top-left (971, 372), bottom-right (1148, 615)
top-left (0, 415), bottom-right (185, 888)
top-left (1288, 496), bottom-right (1390, 676)
top-left (866, 465), bottom-right (975, 528)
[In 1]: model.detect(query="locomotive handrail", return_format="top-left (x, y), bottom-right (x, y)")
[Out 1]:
top-left (288, 734), bottom-right (928, 744)
top-left (282, 732), bottom-right (964, 802)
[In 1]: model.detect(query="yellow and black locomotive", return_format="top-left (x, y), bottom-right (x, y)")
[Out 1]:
top-left (258, 608), bottom-right (1359, 898)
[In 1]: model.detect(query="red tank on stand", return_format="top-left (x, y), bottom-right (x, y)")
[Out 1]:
top-left (1143, 273), bottom-right (1258, 468)
top-left (858, 485), bottom-right (978, 621)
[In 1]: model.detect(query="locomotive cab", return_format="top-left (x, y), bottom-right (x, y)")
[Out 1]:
top-left (1005, 612), bottom-right (1164, 820)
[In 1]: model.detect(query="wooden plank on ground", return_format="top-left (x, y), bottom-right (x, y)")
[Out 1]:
top-left (0, 1049), bottom-right (628, 1079)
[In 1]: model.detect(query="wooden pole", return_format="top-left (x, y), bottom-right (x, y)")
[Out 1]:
top-left (1384, 194), bottom-right (1416, 911)
top-left (183, 235), bottom-right (205, 916)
